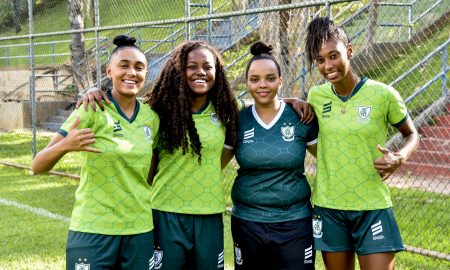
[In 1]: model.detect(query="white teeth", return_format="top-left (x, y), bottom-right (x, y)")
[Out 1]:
top-left (327, 72), bottom-right (338, 77)
top-left (124, 80), bottom-right (137, 84)
top-left (194, 79), bottom-right (206, 83)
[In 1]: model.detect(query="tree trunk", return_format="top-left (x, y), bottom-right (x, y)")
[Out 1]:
top-left (365, 0), bottom-right (379, 62)
top-left (12, 0), bottom-right (21, 33)
top-left (67, 0), bottom-right (92, 92)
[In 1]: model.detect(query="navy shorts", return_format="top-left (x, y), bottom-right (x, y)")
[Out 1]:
top-left (66, 230), bottom-right (154, 270)
top-left (312, 206), bottom-right (404, 255)
top-left (231, 215), bottom-right (315, 270)
top-left (152, 210), bottom-right (224, 270)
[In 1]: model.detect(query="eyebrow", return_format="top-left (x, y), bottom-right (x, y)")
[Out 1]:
top-left (118, 59), bottom-right (146, 65)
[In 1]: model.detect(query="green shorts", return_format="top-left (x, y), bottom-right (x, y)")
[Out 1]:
top-left (66, 230), bottom-right (154, 270)
top-left (153, 210), bottom-right (224, 270)
top-left (312, 206), bottom-right (404, 255)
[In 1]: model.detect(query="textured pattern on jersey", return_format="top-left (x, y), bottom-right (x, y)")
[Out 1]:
top-left (307, 79), bottom-right (407, 210)
top-left (232, 102), bottom-right (318, 222)
top-left (151, 102), bottom-right (226, 214)
top-left (60, 100), bottom-right (159, 235)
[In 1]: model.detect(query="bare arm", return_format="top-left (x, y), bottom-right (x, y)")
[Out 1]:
top-left (31, 117), bottom-right (100, 174)
top-left (283, 98), bottom-right (315, 124)
top-left (221, 148), bottom-right (234, 170)
top-left (75, 87), bottom-right (111, 111)
top-left (373, 118), bottom-right (419, 180)
top-left (147, 150), bottom-right (159, 186)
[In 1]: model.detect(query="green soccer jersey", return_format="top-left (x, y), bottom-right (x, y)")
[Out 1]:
top-left (307, 78), bottom-right (408, 210)
top-left (59, 94), bottom-right (159, 235)
top-left (151, 101), bottom-right (227, 214)
top-left (232, 101), bottom-right (318, 223)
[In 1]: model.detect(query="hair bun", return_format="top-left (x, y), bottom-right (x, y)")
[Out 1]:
top-left (250, 41), bottom-right (273, 56)
top-left (113, 35), bottom-right (137, 47)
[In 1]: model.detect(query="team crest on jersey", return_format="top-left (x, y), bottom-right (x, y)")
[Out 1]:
top-left (143, 125), bottom-right (153, 143)
top-left (75, 258), bottom-right (90, 270)
top-left (281, 123), bottom-right (295, 142)
top-left (210, 113), bottom-right (221, 126)
top-left (234, 246), bottom-right (243, 265)
top-left (358, 106), bottom-right (372, 123)
top-left (312, 216), bottom-right (323, 238)
top-left (154, 250), bottom-right (163, 269)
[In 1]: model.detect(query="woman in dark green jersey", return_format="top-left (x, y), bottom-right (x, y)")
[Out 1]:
top-left (305, 17), bottom-right (419, 270)
top-left (32, 35), bottom-right (159, 269)
top-left (226, 41), bottom-right (318, 270)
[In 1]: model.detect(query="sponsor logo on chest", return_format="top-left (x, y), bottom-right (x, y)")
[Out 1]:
top-left (113, 120), bottom-right (124, 137)
top-left (243, 127), bottom-right (254, 143)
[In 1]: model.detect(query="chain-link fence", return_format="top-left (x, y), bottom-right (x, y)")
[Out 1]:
top-left (0, 0), bottom-right (448, 268)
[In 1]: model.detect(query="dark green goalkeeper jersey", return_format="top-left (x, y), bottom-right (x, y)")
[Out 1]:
top-left (231, 101), bottom-right (318, 223)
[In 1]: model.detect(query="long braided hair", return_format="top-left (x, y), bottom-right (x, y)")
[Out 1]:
top-left (305, 17), bottom-right (349, 69)
top-left (143, 40), bottom-right (238, 163)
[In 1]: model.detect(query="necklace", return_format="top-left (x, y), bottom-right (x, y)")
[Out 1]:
top-left (331, 76), bottom-right (361, 114)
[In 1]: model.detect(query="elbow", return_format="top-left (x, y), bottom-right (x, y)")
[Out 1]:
top-left (31, 158), bottom-right (48, 174)
top-left (31, 161), bottom-right (42, 174)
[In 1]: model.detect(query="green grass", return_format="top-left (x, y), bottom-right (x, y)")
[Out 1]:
top-left (0, 166), bottom-right (77, 270)
top-left (0, 131), bottom-right (81, 174)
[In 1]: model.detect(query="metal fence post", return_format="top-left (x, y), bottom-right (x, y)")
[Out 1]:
top-left (5, 47), bottom-right (9, 66)
top-left (408, 4), bottom-right (412, 40)
top-left (94, 0), bottom-right (101, 89)
top-left (442, 47), bottom-right (447, 96)
top-left (185, 0), bottom-right (191, 39)
top-left (28, 0), bottom-right (37, 157)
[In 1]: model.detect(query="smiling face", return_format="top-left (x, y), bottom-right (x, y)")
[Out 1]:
top-left (246, 59), bottom-right (281, 107)
top-left (315, 39), bottom-right (352, 84)
top-left (107, 47), bottom-right (147, 98)
top-left (185, 48), bottom-right (216, 98)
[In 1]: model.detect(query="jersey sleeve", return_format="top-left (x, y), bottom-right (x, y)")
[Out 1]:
top-left (236, 98), bottom-right (246, 111)
top-left (223, 123), bottom-right (234, 150)
top-left (387, 86), bottom-right (408, 127)
top-left (58, 107), bottom-right (95, 137)
top-left (305, 118), bottom-right (319, 146)
top-left (151, 111), bottom-right (160, 149)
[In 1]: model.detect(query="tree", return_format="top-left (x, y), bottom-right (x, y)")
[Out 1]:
top-left (67, 0), bottom-right (93, 92)
top-left (12, 0), bottom-right (22, 33)
top-left (260, 0), bottom-right (308, 97)
top-left (365, 0), bottom-right (379, 62)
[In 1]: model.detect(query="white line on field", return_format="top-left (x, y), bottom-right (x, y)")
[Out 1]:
top-left (0, 198), bottom-right (70, 224)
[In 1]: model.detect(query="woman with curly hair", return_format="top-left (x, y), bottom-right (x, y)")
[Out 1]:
top-left (144, 40), bottom-right (239, 270)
